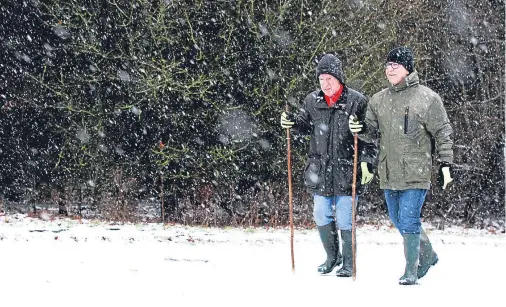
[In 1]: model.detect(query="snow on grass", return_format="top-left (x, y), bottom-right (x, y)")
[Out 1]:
top-left (0, 214), bottom-right (504, 307)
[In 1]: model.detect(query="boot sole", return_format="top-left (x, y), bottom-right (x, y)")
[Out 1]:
top-left (335, 273), bottom-right (352, 277)
top-left (399, 280), bottom-right (418, 285)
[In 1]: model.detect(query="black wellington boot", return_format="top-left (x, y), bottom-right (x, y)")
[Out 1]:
top-left (335, 230), bottom-right (353, 277)
top-left (317, 222), bottom-right (342, 274)
top-left (399, 233), bottom-right (421, 285)
top-left (417, 228), bottom-right (438, 279)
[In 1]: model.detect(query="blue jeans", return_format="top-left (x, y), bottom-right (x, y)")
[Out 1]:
top-left (313, 194), bottom-right (358, 230)
top-left (384, 189), bottom-right (428, 235)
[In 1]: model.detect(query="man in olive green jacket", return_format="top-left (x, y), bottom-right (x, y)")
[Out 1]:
top-left (349, 47), bottom-right (454, 285)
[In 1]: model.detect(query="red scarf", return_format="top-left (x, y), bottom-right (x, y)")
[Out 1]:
top-left (324, 85), bottom-right (344, 107)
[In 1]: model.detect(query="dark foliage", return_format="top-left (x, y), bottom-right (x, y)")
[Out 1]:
top-left (0, 0), bottom-right (504, 229)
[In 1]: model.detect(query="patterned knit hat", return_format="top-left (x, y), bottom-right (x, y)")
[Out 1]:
top-left (316, 54), bottom-right (346, 84)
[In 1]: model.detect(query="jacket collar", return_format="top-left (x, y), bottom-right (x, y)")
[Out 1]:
top-left (389, 70), bottom-right (420, 92)
top-left (315, 87), bottom-right (349, 109)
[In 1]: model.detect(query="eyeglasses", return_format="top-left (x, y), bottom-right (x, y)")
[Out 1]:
top-left (384, 62), bottom-right (400, 69)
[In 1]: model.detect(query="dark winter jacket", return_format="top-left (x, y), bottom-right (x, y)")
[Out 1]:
top-left (293, 87), bottom-right (378, 196)
top-left (358, 71), bottom-right (454, 190)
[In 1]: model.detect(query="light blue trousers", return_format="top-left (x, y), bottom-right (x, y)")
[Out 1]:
top-left (313, 194), bottom-right (358, 230)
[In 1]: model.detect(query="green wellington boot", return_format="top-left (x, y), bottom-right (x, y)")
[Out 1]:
top-left (399, 233), bottom-right (421, 285)
top-left (418, 229), bottom-right (439, 279)
top-left (317, 222), bottom-right (342, 274)
top-left (335, 230), bottom-right (353, 277)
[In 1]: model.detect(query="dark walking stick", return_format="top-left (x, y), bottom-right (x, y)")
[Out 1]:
top-left (286, 104), bottom-right (295, 272)
top-left (351, 132), bottom-right (358, 280)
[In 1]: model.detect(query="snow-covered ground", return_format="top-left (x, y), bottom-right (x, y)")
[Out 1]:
top-left (0, 214), bottom-right (504, 307)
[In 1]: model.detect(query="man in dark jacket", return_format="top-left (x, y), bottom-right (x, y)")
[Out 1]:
top-left (280, 54), bottom-right (377, 277)
top-left (349, 47), bottom-right (454, 285)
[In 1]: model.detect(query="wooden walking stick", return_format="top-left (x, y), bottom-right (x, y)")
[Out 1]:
top-left (351, 132), bottom-right (359, 280)
top-left (285, 104), bottom-right (295, 272)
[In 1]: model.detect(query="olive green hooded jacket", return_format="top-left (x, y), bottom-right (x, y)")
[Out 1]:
top-left (359, 71), bottom-right (453, 190)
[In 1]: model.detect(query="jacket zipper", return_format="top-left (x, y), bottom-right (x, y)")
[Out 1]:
top-left (404, 106), bottom-right (409, 134)
top-left (327, 108), bottom-right (337, 191)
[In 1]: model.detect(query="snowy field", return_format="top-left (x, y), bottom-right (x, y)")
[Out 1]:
top-left (0, 214), bottom-right (504, 307)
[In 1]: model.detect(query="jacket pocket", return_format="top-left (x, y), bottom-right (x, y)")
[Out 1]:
top-left (403, 108), bottom-right (424, 142)
top-left (404, 106), bottom-right (409, 134)
top-left (402, 153), bottom-right (431, 182)
top-left (304, 156), bottom-right (323, 189)
top-left (378, 153), bottom-right (388, 182)
top-left (335, 160), bottom-right (354, 192)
